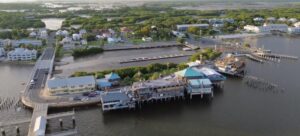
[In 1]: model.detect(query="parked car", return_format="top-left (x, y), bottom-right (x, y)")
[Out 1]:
top-left (73, 96), bottom-right (81, 101)
top-left (82, 92), bottom-right (90, 96)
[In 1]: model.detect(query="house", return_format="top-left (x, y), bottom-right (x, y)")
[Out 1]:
top-left (177, 24), bottom-right (209, 31)
top-left (97, 72), bottom-right (121, 89)
top-left (60, 37), bottom-right (73, 44)
top-left (7, 48), bottom-right (37, 61)
top-left (12, 39), bottom-right (43, 47)
top-left (56, 30), bottom-right (69, 37)
top-left (294, 22), bottom-right (300, 27)
top-left (278, 17), bottom-right (287, 22)
top-left (46, 76), bottom-right (96, 95)
top-left (288, 27), bottom-right (300, 34)
top-left (79, 29), bottom-right (87, 36)
top-left (288, 18), bottom-right (298, 23)
top-left (29, 32), bottom-right (37, 38)
top-left (39, 29), bottom-right (48, 39)
top-left (81, 39), bottom-right (88, 45)
top-left (72, 34), bottom-right (81, 41)
top-left (107, 37), bottom-right (121, 44)
top-left (0, 39), bottom-right (11, 47)
top-left (0, 48), bottom-right (5, 57)
top-left (105, 72), bottom-right (121, 85)
top-left (253, 17), bottom-right (264, 22)
top-left (244, 24), bottom-right (288, 33)
top-left (267, 17), bottom-right (276, 22)
top-left (142, 37), bottom-right (153, 42)
top-left (100, 90), bottom-right (135, 111)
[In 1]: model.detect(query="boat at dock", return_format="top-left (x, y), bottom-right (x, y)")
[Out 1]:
top-left (214, 54), bottom-right (246, 77)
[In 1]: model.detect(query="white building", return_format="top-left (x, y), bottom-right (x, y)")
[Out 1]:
top-left (278, 17), bottom-right (287, 22)
top-left (60, 37), bottom-right (73, 44)
top-left (0, 39), bottom-right (11, 47)
top-left (12, 39), bottom-right (43, 47)
top-left (294, 22), bottom-right (300, 27)
top-left (288, 18), bottom-right (298, 23)
top-left (29, 32), bottom-right (37, 38)
top-left (46, 76), bottom-right (96, 95)
top-left (0, 48), bottom-right (5, 57)
top-left (56, 30), bottom-right (69, 37)
top-left (267, 17), bottom-right (276, 22)
top-left (7, 48), bottom-right (37, 61)
top-left (244, 24), bottom-right (288, 33)
top-left (288, 27), bottom-right (300, 34)
top-left (253, 17), bottom-right (264, 22)
top-left (39, 30), bottom-right (48, 39)
top-left (72, 34), bottom-right (81, 41)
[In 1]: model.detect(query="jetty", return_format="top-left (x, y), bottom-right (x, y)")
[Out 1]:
top-left (119, 53), bottom-right (192, 63)
top-left (103, 42), bottom-right (181, 51)
top-left (255, 52), bottom-right (298, 60)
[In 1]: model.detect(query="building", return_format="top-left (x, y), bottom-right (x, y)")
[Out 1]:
top-left (175, 67), bottom-right (207, 79)
top-left (294, 22), bottom-right (300, 27)
top-left (46, 76), bottom-right (96, 95)
top-left (100, 90), bottom-right (135, 112)
top-left (72, 34), bottom-right (81, 41)
top-left (244, 24), bottom-right (288, 33)
top-left (195, 67), bottom-right (226, 83)
top-left (288, 18), bottom-right (298, 23)
top-left (187, 78), bottom-right (213, 99)
top-left (39, 29), bottom-right (48, 39)
top-left (0, 48), bottom-right (5, 57)
top-left (131, 78), bottom-right (185, 102)
top-left (56, 30), bottom-right (69, 37)
top-left (253, 17), bottom-right (264, 22)
top-left (278, 17), bottom-right (287, 22)
top-left (266, 17), bottom-right (276, 22)
top-left (7, 48), bottom-right (37, 61)
top-left (29, 32), bottom-right (37, 38)
top-left (177, 24), bottom-right (209, 31)
top-left (0, 39), bottom-right (11, 47)
top-left (79, 29), bottom-right (87, 36)
top-left (97, 72), bottom-right (121, 90)
top-left (288, 27), bottom-right (300, 34)
top-left (12, 39), bottom-right (43, 47)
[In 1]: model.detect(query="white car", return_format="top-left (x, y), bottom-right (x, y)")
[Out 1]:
top-left (30, 80), bottom-right (35, 85)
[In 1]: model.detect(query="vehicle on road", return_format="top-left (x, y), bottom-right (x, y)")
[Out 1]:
top-left (73, 96), bottom-right (81, 101)
top-left (30, 80), bottom-right (35, 85)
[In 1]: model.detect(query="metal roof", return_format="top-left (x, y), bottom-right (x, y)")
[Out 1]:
top-left (47, 76), bottom-right (95, 88)
top-left (97, 79), bottom-right (112, 87)
top-left (189, 79), bottom-right (212, 86)
top-left (100, 91), bottom-right (130, 102)
top-left (105, 72), bottom-right (120, 80)
top-left (175, 67), bottom-right (205, 78)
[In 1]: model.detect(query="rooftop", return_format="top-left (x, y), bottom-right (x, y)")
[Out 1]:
top-left (47, 76), bottom-right (95, 88)
top-left (175, 67), bottom-right (206, 78)
top-left (100, 91), bottom-right (131, 102)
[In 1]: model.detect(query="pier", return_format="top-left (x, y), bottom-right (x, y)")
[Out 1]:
top-left (255, 52), bottom-right (298, 60)
top-left (103, 42), bottom-right (181, 51)
top-left (119, 53), bottom-right (192, 63)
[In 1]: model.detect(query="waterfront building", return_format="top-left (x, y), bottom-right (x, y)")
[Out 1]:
top-left (187, 78), bottom-right (213, 99)
top-left (131, 78), bottom-right (185, 102)
top-left (7, 48), bottom-right (37, 61)
top-left (177, 24), bottom-right (209, 31)
top-left (100, 90), bottom-right (135, 112)
top-left (244, 24), bottom-right (288, 33)
top-left (175, 67), bottom-right (206, 79)
top-left (12, 39), bottom-right (43, 47)
top-left (0, 47), bottom-right (5, 57)
top-left (288, 27), bottom-right (300, 34)
top-left (195, 67), bottom-right (226, 83)
top-left (97, 72), bottom-right (121, 90)
top-left (46, 76), bottom-right (96, 95)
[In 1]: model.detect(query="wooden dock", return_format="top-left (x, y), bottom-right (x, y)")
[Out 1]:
top-left (255, 53), bottom-right (298, 60)
top-left (119, 53), bottom-right (192, 63)
top-left (103, 43), bottom-right (181, 51)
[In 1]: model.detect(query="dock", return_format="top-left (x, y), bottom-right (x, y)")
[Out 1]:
top-left (103, 42), bottom-right (181, 51)
top-left (119, 53), bottom-right (192, 63)
top-left (255, 52), bottom-right (298, 60)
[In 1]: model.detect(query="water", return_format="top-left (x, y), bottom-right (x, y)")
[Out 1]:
top-left (41, 18), bottom-right (65, 30)
top-left (1, 35), bottom-right (300, 136)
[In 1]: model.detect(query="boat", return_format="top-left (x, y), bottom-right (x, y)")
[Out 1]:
top-left (214, 54), bottom-right (246, 76)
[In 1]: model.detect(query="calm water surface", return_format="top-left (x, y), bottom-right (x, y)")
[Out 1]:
top-left (1, 35), bottom-right (300, 136)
